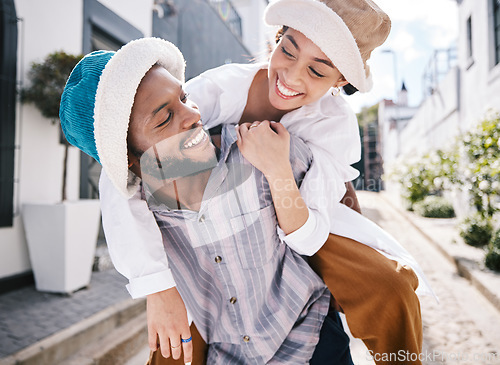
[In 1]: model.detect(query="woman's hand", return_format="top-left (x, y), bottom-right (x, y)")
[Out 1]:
top-left (147, 287), bottom-right (192, 363)
top-left (236, 120), bottom-right (290, 178)
top-left (237, 120), bottom-right (308, 235)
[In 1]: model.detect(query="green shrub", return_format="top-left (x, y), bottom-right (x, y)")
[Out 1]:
top-left (22, 51), bottom-right (83, 119)
top-left (491, 228), bottom-right (500, 249)
top-left (459, 214), bottom-right (493, 247)
top-left (413, 196), bottom-right (455, 218)
top-left (485, 248), bottom-right (500, 272)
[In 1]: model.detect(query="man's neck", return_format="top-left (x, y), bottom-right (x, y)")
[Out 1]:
top-left (150, 132), bottom-right (222, 211)
top-left (151, 168), bottom-right (212, 211)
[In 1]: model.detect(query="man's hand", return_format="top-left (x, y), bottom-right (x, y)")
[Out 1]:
top-left (147, 287), bottom-right (192, 363)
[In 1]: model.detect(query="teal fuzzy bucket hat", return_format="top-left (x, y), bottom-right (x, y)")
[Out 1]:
top-left (60, 37), bottom-right (185, 198)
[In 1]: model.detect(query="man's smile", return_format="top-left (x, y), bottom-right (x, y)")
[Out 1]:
top-left (183, 127), bottom-right (208, 150)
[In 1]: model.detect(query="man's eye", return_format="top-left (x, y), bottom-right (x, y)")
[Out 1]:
top-left (181, 92), bottom-right (189, 103)
top-left (281, 46), bottom-right (294, 58)
top-left (309, 67), bottom-right (325, 78)
top-left (157, 113), bottom-right (172, 128)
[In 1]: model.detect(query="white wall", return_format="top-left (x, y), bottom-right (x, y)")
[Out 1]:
top-left (399, 67), bottom-right (460, 157)
top-left (97, 0), bottom-right (154, 37)
top-left (458, 0), bottom-right (500, 129)
top-left (0, 0), bottom-right (155, 280)
top-left (0, 0), bottom-right (84, 279)
top-left (232, 0), bottom-right (274, 62)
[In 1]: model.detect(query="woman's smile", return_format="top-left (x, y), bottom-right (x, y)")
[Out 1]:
top-left (275, 76), bottom-right (303, 99)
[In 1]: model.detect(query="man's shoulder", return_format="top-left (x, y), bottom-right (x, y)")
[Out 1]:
top-left (289, 132), bottom-right (313, 167)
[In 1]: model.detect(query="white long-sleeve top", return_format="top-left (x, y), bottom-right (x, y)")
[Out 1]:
top-left (100, 62), bottom-right (435, 299)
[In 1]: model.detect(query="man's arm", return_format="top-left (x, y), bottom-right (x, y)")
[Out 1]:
top-left (99, 171), bottom-right (192, 362)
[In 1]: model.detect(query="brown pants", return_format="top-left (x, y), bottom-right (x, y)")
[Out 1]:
top-left (148, 234), bottom-right (422, 365)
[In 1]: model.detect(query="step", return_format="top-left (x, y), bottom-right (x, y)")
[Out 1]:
top-left (0, 298), bottom-right (146, 365)
top-left (61, 311), bottom-right (148, 365)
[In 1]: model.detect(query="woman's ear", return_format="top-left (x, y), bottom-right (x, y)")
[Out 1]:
top-left (334, 76), bottom-right (349, 89)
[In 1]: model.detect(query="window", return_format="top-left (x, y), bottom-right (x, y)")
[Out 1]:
top-left (494, 0), bottom-right (500, 65)
top-left (466, 16), bottom-right (472, 60)
top-left (0, 0), bottom-right (17, 227)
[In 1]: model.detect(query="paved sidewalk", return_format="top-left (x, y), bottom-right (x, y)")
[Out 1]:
top-left (0, 268), bottom-right (130, 359)
top-left (373, 192), bottom-right (500, 314)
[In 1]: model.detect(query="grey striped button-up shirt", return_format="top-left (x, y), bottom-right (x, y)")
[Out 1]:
top-left (144, 126), bottom-right (330, 364)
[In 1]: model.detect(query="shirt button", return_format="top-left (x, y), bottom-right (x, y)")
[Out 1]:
top-left (215, 256), bottom-right (222, 263)
top-left (199, 215), bottom-right (205, 223)
top-left (243, 335), bottom-right (250, 343)
top-left (229, 296), bottom-right (237, 304)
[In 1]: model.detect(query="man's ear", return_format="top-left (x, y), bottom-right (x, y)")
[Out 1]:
top-left (127, 149), bottom-right (142, 178)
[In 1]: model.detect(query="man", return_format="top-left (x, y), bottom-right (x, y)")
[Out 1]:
top-left (60, 37), bottom-right (353, 365)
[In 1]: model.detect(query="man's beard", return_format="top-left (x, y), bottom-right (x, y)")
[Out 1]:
top-left (139, 142), bottom-right (218, 193)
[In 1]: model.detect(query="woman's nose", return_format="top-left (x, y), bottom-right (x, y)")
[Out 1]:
top-left (284, 64), bottom-right (302, 87)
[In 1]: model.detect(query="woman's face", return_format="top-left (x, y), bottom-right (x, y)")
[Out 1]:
top-left (268, 28), bottom-right (346, 111)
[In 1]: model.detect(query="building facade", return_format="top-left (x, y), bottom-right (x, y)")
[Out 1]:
top-left (380, 0), bottom-right (500, 172)
top-left (0, 0), bottom-right (268, 289)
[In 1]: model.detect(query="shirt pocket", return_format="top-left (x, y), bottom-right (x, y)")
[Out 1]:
top-left (229, 204), bottom-right (280, 269)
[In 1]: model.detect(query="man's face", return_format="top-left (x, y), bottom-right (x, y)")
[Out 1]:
top-left (127, 65), bottom-right (216, 182)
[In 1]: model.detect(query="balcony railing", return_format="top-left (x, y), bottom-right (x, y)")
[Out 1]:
top-left (207, 0), bottom-right (242, 39)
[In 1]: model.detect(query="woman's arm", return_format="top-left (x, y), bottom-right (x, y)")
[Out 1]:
top-left (236, 120), bottom-right (361, 256)
top-left (341, 181), bottom-right (362, 214)
top-left (236, 121), bottom-right (309, 234)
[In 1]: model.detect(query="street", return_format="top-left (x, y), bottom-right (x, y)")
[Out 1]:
top-left (354, 192), bottom-right (500, 365)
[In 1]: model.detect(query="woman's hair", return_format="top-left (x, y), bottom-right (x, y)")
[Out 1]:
top-left (275, 26), bottom-right (289, 43)
top-left (275, 25), bottom-right (357, 95)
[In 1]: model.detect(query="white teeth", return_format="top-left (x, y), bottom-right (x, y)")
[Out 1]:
top-left (277, 78), bottom-right (300, 97)
top-left (184, 129), bottom-right (206, 149)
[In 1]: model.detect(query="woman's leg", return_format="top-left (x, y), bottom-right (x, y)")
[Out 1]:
top-left (308, 234), bottom-right (423, 365)
top-left (147, 323), bottom-right (207, 365)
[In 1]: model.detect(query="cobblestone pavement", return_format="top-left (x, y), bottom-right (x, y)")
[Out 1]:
top-left (357, 192), bottom-right (500, 365)
top-left (0, 269), bottom-right (129, 358)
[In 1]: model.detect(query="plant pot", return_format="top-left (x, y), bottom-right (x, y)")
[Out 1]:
top-left (22, 200), bottom-right (101, 294)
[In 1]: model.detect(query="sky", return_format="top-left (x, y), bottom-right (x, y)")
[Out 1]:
top-left (344, 0), bottom-right (459, 113)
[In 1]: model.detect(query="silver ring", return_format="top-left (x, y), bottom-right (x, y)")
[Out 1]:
top-left (171, 343), bottom-right (181, 349)
top-left (249, 124), bottom-right (259, 129)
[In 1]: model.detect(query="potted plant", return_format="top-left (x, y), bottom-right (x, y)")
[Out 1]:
top-left (21, 51), bottom-right (101, 294)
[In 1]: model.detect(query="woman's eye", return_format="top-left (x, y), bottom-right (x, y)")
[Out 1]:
top-left (281, 46), bottom-right (294, 58)
top-left (181, 92), bottom-right (189, 103)
top-left (157, 113), bottom-right (172, 128)
top-left (309, 67), bottom-right (325, 78)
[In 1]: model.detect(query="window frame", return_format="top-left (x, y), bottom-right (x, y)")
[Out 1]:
top-left (0, 0), bottom-right (18, 227)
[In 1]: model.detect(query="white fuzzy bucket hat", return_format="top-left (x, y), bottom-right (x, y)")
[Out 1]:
top-left (60, 37), bottom-right (185, 198)
top-left (265, 0), bottom-right (391, 93)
